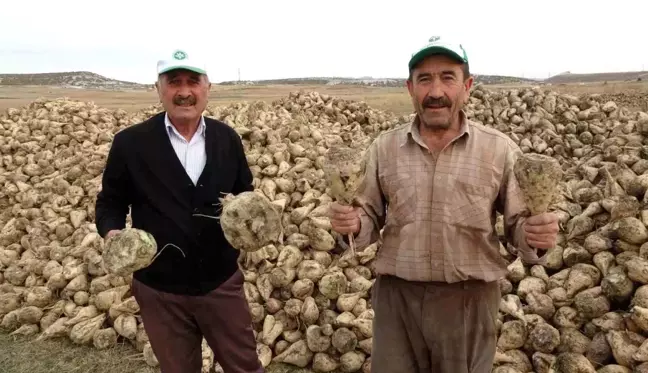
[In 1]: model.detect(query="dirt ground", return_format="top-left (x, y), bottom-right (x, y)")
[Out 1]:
top-left (0, 332), bottom-right (312, 373)
top-left (0, 332), bottom-right (157, 373)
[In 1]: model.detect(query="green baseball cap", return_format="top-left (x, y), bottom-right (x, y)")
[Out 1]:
top-left (408, 36), bottom-right (468, 72)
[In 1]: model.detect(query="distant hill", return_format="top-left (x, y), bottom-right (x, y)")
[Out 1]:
top-left (545, 71), bottom-right (647, 84)
top-left (0, 70), bottom-right (646, 90)
top-left (0, 72), bottom-right (539, 90)
top-left (218, 75), bottom-right (540, 87)
top-left (0, 71), bottom-right (149, 90)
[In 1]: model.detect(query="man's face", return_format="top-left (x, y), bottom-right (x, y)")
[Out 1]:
top-left (406, 54), bottom-right (473, 131)
top-left (156, 69), bottom-right (211, 122)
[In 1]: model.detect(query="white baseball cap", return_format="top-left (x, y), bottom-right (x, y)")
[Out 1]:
top-left (157, 49), bottom-right (207, 76)
top-left (408, 36), bottom-right (468, 72)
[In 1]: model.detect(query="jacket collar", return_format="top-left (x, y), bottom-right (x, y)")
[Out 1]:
top-left (401, 109), bottom-right (471, 148)
top-left (164, 113), bottom-right (207, 141)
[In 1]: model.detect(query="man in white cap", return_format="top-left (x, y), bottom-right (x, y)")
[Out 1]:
top-left (329, 36), bottom-right (559, 372)
top-left (95, 49), bottom-right (263, 373)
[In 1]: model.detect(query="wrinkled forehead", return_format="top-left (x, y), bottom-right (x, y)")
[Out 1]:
top-left (411, 55), bottom-right (465, 77)
top-left (160, 69), bottom-right (205, 82)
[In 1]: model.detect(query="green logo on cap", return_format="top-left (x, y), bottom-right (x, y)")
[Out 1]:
top-left (173, 50), bottom-right (187, 60)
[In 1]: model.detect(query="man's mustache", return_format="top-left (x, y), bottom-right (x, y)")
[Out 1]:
top-left (423, 96), bottom-right (451, 108)
top-left (174, 96), bottom-right (196, 106)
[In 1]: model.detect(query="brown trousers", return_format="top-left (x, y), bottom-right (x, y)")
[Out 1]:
top-left (132, 270), bottom-right (263, 373)
top-left (371, 274), bottom-right (500, 373)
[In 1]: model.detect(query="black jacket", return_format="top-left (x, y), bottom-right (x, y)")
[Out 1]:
top-left (95, 112), bottom-right (253, 295)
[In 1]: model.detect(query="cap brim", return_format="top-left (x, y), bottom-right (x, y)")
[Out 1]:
top-left (158, 65), bottom-right (206, 75)
top-left (408, 46), bottom-right (466, 71)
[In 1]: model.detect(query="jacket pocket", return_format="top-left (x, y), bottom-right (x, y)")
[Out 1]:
top-left (381, 171), bottom-right (417, 226)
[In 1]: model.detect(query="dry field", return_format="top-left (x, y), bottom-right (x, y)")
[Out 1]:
top-left (1, 80), bottom-right (646, 117)
top-left (0, 84), bottom-right (415, 117)
top-left (1, 79), bottom-right (648, 373)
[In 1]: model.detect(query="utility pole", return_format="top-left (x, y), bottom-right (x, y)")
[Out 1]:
top-left (238, 68), bottom-right (241, 83)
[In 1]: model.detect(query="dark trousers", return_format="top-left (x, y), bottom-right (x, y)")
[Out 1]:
top-left (132, 270), bottom-right (263, 373)
top-left (370, 274), bottom-right (500, 373)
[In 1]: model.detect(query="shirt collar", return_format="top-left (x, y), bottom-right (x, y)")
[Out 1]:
top-left (401, 109), bottom-right (471, 147)
top-left (164, 112), bottom-right (206, 138)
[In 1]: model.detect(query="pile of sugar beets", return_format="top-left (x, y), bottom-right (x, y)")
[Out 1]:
top-left (2, 86), bottom-right (648, 373)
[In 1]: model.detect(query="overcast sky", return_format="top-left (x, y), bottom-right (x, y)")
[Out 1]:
top-left (1, 0), bottom-right (646, 84)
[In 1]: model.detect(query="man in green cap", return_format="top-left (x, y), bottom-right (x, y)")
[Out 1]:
top-left (329, 36), bottom-right (559, 372)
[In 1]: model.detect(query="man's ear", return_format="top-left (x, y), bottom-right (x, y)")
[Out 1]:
top-left (464, 75), bottom-right (474, 91)
top-left (406, 77), bottom-right (414, 98)
top-left (463, 76), bottom-right (474, 103)
top-left (154, 80), bottom-right (163, 102)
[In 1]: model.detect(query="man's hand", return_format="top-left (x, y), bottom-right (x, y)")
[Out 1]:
top-left (329, 202), bottom-right (362, 235)
top-left (523, 212), bottom-right (559, 249)
top-left (106, 229), bottom-right (121, 240)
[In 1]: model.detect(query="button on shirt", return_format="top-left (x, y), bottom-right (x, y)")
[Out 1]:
top-left (165, 113), bottom-right (207, 185)
top-left (353, 111), bottom-right (544, 284)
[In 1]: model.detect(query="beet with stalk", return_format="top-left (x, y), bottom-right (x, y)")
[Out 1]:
top-left (323, 145), bottom-right (368, 255)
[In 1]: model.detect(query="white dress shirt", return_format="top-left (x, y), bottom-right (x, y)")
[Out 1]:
top-left (164, 113), bottom-right (207, 185)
